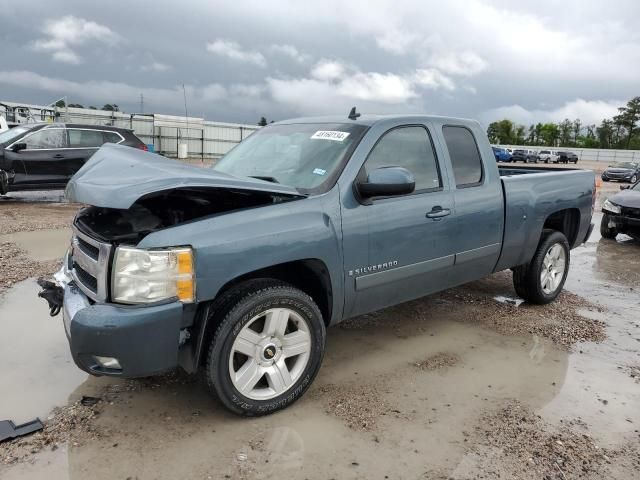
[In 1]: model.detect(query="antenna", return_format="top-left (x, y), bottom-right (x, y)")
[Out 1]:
top-left (348, 106), bottom-right (360, 120)
top-left (182, 83), bottom-right (189, 141)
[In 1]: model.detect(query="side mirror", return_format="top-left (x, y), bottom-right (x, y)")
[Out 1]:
top-left (11, 142), bottom-right (27, 152)
top-left (356, 166), bottom-right (415, 198)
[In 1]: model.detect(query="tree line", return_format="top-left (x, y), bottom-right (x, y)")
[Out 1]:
top-left (487, 97), bottom-right (640, 150)
top-left (55, 99), bottom-right (121, 112)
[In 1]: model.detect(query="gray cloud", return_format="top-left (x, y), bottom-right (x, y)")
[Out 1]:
top-left (0, 0), bottom-right (638, 125)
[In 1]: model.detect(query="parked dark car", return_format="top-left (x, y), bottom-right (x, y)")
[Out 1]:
top-left (601, 182), bottom-right (640, 240)
top-left (0, 123), bottom-right (147, 194)
top-left (557, 151), bottom-right (578, 164)
top-left (601, 162), bottom-right (639, 184)
top-left (492, 146), bottom-right (512, 162)
top-left (511, 149), bottom-right (538, 163)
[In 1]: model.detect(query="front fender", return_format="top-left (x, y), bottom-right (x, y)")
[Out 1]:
top-left (137, 189), bottom-right (344, 319)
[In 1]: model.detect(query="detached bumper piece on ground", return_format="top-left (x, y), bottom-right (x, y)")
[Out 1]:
top-left (0, 419), bottom-right (44, 443)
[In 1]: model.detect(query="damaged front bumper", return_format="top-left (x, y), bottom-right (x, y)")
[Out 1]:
top-left (46, 258), bottom-right (189, 378)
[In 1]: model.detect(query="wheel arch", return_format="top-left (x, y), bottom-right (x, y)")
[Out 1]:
top-left (542, 208), bottom-right (581, 247)
top-left (187, 259), bottom-right (333, 372)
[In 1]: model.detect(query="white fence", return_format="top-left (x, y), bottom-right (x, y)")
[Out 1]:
top-left (498, 145), bottom-right (640, 164)
top-left (0, 101), bottom-right (259, 160)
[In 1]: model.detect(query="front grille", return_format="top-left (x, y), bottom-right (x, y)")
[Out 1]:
top-left (70, 225), bottom-right (112, 302)
top-left (622, 207), bottom-right (640, 219)
top-left (76, 236), bottom-right (99, 260)
top-left (73, 262), bottom-right (98, 292)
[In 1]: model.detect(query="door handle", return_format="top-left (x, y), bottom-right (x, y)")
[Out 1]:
top-left (53, 154), bottom-right (64, 159)
top-left (426, 206), bottom-right (451, 219)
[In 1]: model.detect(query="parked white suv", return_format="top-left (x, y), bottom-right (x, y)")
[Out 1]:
top-left (539, 150), bottom-right (559, 164)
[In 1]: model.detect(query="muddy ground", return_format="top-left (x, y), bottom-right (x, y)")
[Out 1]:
top-left (0, 178), bottom-right (639, 480)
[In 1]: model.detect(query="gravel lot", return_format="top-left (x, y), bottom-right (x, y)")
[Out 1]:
top-left (1, 177), bottom-right (639, 479)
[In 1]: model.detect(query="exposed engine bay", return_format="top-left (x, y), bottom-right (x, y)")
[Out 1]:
top-left (74, 187), bottom-right (301, 243)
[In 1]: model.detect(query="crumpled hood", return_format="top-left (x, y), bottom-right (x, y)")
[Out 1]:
top-left (65, 143), bottom-right (301, 209)
top-left (610, 188), bottom-right (640, 209)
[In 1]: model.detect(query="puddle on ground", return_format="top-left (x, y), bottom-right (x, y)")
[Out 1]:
top-left (540, 212), bottom-right (640, 444)
top-left (0, 310), bottom-right (571, 479)
top-left (1, 213), bottom-right (639, 479)
top-left (0, 228), bottom-right (71, 261)
top-left (0, 279), bottom-right (87, 424)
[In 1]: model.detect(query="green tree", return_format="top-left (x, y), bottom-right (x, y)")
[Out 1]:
top-left (515, 124), bottom-right (526, 144)
top-left (539, 123), bottom-right (560, 146)
top-left (487, 119), bottom-right (515, 144)
top-left (257, 116), bottom-right (268, 126)
top-left (54, 99), bottom-right (65, 108)
top-left (558, 119), bottom-right (573, 146)
top-left (597, 119), bottom-right (614, 148)
top-left (572, 119), bottom-right (582, 146)
top-left (615, 97), bottom-right (640, 148)
top-left (527, 124), bottom-right (535, 145)
top-left (68, 103), bottom-right (84, 108)
top-left (102, 104), bottom-right (120, 112)
top-left (534, 123), bottom-right (543, 144)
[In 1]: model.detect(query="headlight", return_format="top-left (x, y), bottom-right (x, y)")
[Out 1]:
top-left (112, 246), bottom-right (195, 304)
top-left (603, 199), bottom-right (621, 214)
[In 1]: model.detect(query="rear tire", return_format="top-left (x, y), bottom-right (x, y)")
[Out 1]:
top-left (513, 231), bottom-right (570, 304)
top-left (600, 214), bottom-right (618, 239)
top-left (631, 174), bottom-right (638, 184)
top-left (205, 279), bottom-right (326, 416)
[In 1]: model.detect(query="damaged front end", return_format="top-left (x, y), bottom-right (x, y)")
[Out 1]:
top-left (37, 143), bottom-right (306, 377)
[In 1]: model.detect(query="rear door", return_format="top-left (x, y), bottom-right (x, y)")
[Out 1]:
top-left (66, 128), bottom-right (122, 180)
top-left (7, 127), bottom-right (68, 186)
top-left (439, 124), bottom-right (504, 285)
top-left (341, 123), bottom-right (457, 317)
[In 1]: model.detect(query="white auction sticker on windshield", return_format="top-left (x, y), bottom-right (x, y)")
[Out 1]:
top-left (311, 131), bottom-right (350, 141)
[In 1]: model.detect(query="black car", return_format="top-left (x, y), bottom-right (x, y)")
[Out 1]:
top-left (601, 162), bottom-right (639, 184)
top-left (511, 149), bottom-right (538, 163)
top-left (557, 151), bottom-right (578, 164)
top-left (0, 123), bottom-right (147, 194)
top-left (601, 182), bottom-right (640, 240)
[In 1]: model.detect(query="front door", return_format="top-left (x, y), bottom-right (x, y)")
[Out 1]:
top-left (342, 124), bottom-right (457, 317)
top-left (7, 127), bottom-right (69, 186)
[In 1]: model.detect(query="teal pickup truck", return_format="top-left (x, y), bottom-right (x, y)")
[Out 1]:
top-left (40, 112), bottom-right (595, 416)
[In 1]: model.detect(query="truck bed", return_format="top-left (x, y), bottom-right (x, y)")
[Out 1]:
top-left (494, 165), bottom-right (595, 272)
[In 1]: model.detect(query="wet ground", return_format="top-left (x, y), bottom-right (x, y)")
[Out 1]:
top-left (0, 182), bottom-right (638, 479)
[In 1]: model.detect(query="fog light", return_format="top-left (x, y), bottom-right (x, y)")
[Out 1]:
top-left (93, 356), bottom-right (122, 370)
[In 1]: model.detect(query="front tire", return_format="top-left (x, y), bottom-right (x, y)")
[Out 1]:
top-left (513, 231), bottom-right (570, 304)
top-left (600, 214), bottom-right (618, 239)
top-left (631, 174), bottom-right (638, 184)
top-left (205, 280), bottom-right (326, 416)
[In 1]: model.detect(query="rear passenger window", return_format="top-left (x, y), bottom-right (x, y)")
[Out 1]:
top-left (68, 129), bottom-right (106, 148)
top-left (443, 126), bottom-right (483, 187)
top-left (103, 131), bottom-right (122, 144)
top-left (365, 126), bottom-right (441, 192)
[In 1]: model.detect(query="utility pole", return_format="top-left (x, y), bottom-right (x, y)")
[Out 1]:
top-left (140, 93), bottom-right (144, 114)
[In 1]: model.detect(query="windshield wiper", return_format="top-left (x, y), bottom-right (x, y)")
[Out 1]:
top-left (249, 176), bottom-right (280, 184)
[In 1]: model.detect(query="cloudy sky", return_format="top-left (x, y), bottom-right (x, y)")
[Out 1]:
top-left (0, 0), bottom-right (639, 126)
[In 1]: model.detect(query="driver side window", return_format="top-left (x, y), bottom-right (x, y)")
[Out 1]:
top-left (365, 126), bottom-right (441, 192)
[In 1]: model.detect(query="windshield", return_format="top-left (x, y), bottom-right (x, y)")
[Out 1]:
top-left (213, 123), bottom-right (367, 192)
top-left (0, 125), bottom-right (32, 145)
top-left (612, 162), bottom-right (637, 169)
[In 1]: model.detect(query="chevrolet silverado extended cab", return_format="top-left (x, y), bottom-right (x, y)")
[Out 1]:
top-left (41, 114), bottom-right (595, 416)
